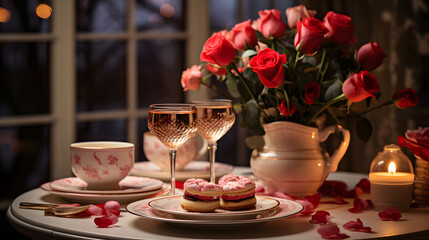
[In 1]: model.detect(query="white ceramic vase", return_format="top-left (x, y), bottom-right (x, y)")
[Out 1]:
top-left (250, 121), bottom-right (350, 196)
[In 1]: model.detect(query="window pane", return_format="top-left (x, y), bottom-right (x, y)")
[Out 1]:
top-left (137, 118), bottom-right (149, 162)
top-left (76, 120), bottom-right (127, 142)
top-left (137, 40), bottom-right (185, 108)
top-left (76, 0), bottom-right (127, 33)
top-left (0, 42), bottom-right (50, 117)
top-left (0, 125), bottom-right (50, 199)
top-left (0, 0), bottom-right (52, 33)
top-left (135, 0), bottom-right (184, 32)
top-left (76, 41), bottom-right (127, 112)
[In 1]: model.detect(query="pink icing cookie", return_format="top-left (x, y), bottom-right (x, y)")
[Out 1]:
top-left (218, 174), bottom-right (255, 191)
top-left (184, 178), bottom-right (222, 193)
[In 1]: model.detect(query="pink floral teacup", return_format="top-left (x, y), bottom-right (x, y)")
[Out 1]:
top-left (70, 141), bottom-right (135, 190)
top-left (143, 132), bottom-right (207, 171)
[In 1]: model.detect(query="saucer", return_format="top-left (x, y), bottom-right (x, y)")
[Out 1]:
top-left (41, 182), bottom-right (167, 204)
top-left (126, 197), bottom-right (303, 230)
top-left (148, 195), bottom-right (279, 220)
top-left (130, 161), bottom-right (234, 181)
top-left (50, 176), bottom-right (164, 194)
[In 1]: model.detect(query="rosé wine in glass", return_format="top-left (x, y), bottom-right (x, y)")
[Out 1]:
top-left (148, 104), bottom-right (197, 195)
top-left (191, 99), bottom-right (235, 182)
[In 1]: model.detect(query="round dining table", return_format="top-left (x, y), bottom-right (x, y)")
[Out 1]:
top-left (7, 166), bottom-right (429, 239)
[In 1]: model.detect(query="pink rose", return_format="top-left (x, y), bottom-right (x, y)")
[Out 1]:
top-left (393, 88), bottom-right (418, 108)
top-left (279, 100), bottom-right (296, 116)
top-left (258, 9), bottom-right (286, 39)
top-left (249, 48), bottom-right (287, 88)
top-left (294, 17), bottom-right (329, 55)
top-left (304, 82), bottom-right (320, 105)
top-left (206, 64), bottom-right (227, 76)
top-left (228, 19), bottom-right (257, 50)
top-left (200, 31), bottom-right (236, 66)
top-left (324, 11), bottom-right (355, 45)
top-left (286, 5), bottom-right (317, 29)
top-left (357, 42), bottom-right (386, 70)
top-left (181, 65), bottom-right (202, 91)
top-left (342, 71), bottom-right (380, 102)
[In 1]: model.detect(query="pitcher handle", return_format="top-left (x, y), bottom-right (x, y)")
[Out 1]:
top-left (319, 125), bottom-right (350, 174)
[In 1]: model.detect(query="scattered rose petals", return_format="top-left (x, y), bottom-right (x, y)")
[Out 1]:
top-left (378, 207), bottom-right (402, 221)
top-left (94, 215), bottom-right (119, 228)
top-left (343, 218), bottom-right (372, 233)
top-left (317, 225), bottom-right (349, 239)
top-left (103, 201), bottom-right (121, 216)
top-left (341, 189), bottom-right (356, 198)
top-left (296, 199), bottom-right (315, 215)
top-left (85, 204), bottom-right (103, 216)
top-left (348, 196), bottom-right (369, 213)
top-left (318, 180), bottom-right (348, 197)
top-left (304, 193), bottom-right (321, 208)
top-left (310, 211), bottom-right (331, 225)
top-left (321, 195), bottom-right (348, 205)
top-left (356, 178), bottom-right (370, 193)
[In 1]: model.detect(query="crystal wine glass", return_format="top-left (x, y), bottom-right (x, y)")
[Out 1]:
top-left (148, 104), bottom-right (197, 195)
top-left (191, 99), bottom-right (235, 182)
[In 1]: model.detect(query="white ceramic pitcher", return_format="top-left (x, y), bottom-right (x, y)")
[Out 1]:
top-left (250, 121), bottom-right (350, 196)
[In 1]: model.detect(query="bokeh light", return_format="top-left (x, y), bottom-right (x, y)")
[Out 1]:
top-left (160, 3), bottom-right (174, 18)
top-left (0, 7), bottom-right (11, 23)
top-left (36, 3), bottom-right (52, 19)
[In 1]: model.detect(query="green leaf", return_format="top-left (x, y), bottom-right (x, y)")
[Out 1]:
top-left (356, 117), bottom-right (373, 142)
top-left (324, 79), bottom-right (343, 102)
top-left (226, 75), bottom-right (240, 98)
top-left (245, 135), bottom-right (265, 150)
top-left (241, 100), bottom-right (264, 135)
top-left (242, 49), bottom-right (258, 58)
top-left (255, 30), bottom-right (272, 45)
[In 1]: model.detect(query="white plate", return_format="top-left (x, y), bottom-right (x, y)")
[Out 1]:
top-left (148, 195), bottom-right (279, 220)
top-left (130, 161), bottom-right (234, 181)
top-left (126, 197), bottom-right (303, 230)
top-left (41, 182), bottom-right (167, 204)
top-left (50, 176), bottom-right (164, 194)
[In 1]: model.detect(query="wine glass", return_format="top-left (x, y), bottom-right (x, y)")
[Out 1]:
top-left (191, 99), bottom-right (235, 183)
top-left (148, 104), bottom-right (197, 195)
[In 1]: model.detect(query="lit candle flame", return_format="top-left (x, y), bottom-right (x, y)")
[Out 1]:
top-left (388, 162), bottom-right (396, 175)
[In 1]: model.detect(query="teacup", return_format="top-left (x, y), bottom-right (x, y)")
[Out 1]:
top-left (70, 141), bottom-right (135, 190)
top-left (143, 132), bottom-right (207, 171)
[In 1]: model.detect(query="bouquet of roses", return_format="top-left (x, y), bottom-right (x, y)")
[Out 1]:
top-left (180, 5), bottom-right (418, 148)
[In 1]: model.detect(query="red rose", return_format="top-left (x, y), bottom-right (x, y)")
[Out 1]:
top-left (206, 64), bottom-right (227, 76)
top-left (279, 99), bottom-right (296, 116)
top-left (249, 48), bottom-right (287, 88)
top-left (200, 31), bottom-right (236, 66)
top-left (323, 11), bottom-right (355, 45)
top-left (228, 19), bottom-right (257, 50)
top-left (258, 9), bottom-right (286, 39)
top-left (357, 42), bottom-right (386, 71)
top-left (294, 17), bottom-right (329, 55)
top-left (393, 88), bottom-right (418, 108)
top-left (342, 71), bottom-right (380, 102)
top-left (286, 5), bottom-right (317, 29)
top-left (181, 65), bottom-right (202, 91)
top-left (304, 82), bottom-right (321, 105)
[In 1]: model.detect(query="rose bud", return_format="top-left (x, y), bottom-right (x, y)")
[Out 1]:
top-left (181, 65), bottom-right (202, 91)
top-left (286, 5), bottom-right (317, 29)
top-left (258, 9), bottom-right (286, 39)
top-left (294, 17), bottom-right (329, 55)
top-left (279, 100), bottom-right (296, 116)
top-left (228, 19), bottom-right (257, 50)
top-left (200, 31), bottom-right (236, 66)
top-left (357, 42), bottom-right (386, 71)
top-left (393, 88), bottom-right (418, 108)
top-left (304, 82), bottom-right (321, 105)
top-left (324, 11), bottom-right (355, 45)
top-left (206, 64), bottom-right (227, 76)
top-left (342, 71), bottom-right (380, 102)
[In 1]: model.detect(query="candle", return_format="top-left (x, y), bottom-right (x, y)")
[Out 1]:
top-left (369, 145), bottom-right (415, 211)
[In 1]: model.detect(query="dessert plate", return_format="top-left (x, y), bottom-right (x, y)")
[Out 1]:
top-left (50, 176), bottom-right (164, 194)
top-left (148, 195), bottom-right (279, 220)
top-left (126, 196), bottom-right (303, 230)
top-left (130, 161), bottom-right (234, 181)
top-left (41, 182), bottom-right (167, 204)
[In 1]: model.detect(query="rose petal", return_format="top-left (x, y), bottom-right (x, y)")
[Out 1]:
top-left (296, 199), bottom-right (315, 215)
top-left (378, 207), bottom-right (402, 221)
top-left (356, 178), bottom-right (370, 193)
top-left (104, 201), bottom-right (120, 216)
top-left (304, 193), bottom-right (321, 208)
top-left (310, 211), bottom-right (331, 225)
top-left (343, 218), bottom-right (372, 233)
top-left (348, 196), bottom-right (369, 213)
top-left (321, 195), bottom-right (349, 205)
top-left (94, 215), bottom-right (119, 228)
top-left (175, 181), bottom-right (184, 189)
top-left (85, 204), bottom-right (104, 216)
top-left (255, 185), bottom-right (265, 193)
top-left (318, 180), bottom-right (348, 197)
top-left (317, 225), bottom-right (350, 239)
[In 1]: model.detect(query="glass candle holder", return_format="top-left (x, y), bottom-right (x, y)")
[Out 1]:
top-left (369, 144), bottom-right (414, 211)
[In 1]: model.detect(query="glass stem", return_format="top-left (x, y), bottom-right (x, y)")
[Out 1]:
top-left (169, 148), bottom-right (177, 195)
top-left (208, 141), bottom-right (217, 183)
